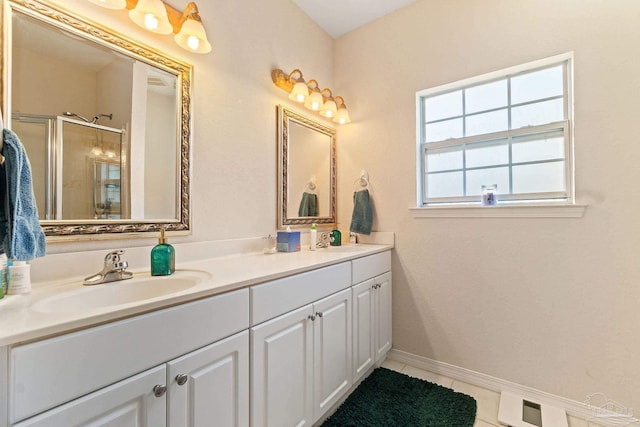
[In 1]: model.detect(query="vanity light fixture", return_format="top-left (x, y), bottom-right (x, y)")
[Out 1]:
top-left (333, 96), bottom-right (352, 124)
top-left (271, 68), bottom-right (352, 124)
top-left (129, 0), bottom-right (172, 34)
top-left (88, 0), bottom-right (212, 54)
top-left (304, 81), bottom-right (324, 111)
top-left (319, 88), bottom-right (337, 119)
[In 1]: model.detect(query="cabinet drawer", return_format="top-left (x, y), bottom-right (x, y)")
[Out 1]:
top-left (250, 262), bottom-right (351, 325)
top-left (10, 288), bottom-right (249, 423)
top-left (352, 251), bottom-right (391, 284)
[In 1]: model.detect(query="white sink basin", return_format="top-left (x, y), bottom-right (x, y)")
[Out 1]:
top-left (31, 270), bottom-right (211, 314)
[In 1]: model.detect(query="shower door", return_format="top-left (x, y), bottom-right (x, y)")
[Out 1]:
top-left (57, 118), bottom-right (127, 220)
top-left (11, 114), bottom-right (55, 220)
top-left (10, 114), bottom-right (128, 220)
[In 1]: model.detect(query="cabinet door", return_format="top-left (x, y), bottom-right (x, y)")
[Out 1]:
top-left (251, 305), bottom-right (314, 427)
top-left (352, 279), bottom-right (375, 383)
top-left (313, 289), bottom-right (352, 422)
top-left (167, 330), bottom-right (249, 427)
top-left (14, 366), bottom-right (166, 427)
top-left (375, 272), bottom-right (392, 363)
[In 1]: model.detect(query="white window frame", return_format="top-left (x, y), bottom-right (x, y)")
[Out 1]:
top-left (414, 53), bottom-right (583, 217)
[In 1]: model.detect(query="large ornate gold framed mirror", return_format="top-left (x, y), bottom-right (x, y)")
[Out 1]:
top-left (277, 105), bottom-right (336, 228)
top-left (1, 0), bottom-right (192, 239)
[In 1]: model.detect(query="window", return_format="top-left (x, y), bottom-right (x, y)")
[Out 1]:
top-left (416, 53), bottom-right (574, 206)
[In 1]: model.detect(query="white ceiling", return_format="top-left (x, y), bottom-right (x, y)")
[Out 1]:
top-left (292, 0), bottom-right (418, 38)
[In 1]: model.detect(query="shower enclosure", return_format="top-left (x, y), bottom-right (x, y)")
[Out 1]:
top-left (12, 114), bottom-right (129, 221)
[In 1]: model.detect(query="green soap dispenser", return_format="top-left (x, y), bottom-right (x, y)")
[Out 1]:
top-left (151, 228), bottom-right (175, 276)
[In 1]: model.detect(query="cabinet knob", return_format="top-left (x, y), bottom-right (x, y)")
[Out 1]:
top-left (308, 314), bottom-right (316, 321)
top-left (175, 374), bottom-right (188, 386)
top-left (316, 311), bottom-right (323, 318)
top-left (153, 384), bottom-right (167, 397)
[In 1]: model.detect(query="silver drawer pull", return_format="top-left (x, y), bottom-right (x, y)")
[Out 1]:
top-left (176, 374), bottom-right (188, 386)
top-left (308, 314), bottom-right (316, 321)
top-left (316, 311), bottom-right (323, 318)
top-left (153, 384), bottom-right (167, 397)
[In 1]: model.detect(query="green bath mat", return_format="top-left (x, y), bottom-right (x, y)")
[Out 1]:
top-left (322, 367), bottom-right (477, 427)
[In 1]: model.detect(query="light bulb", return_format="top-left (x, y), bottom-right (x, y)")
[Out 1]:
top-left (144, 13), bottom-right (159, 30)
top-left (187, 35), bottom-right (200, 50)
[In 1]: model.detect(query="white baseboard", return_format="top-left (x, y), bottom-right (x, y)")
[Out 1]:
top-left (387, 349), bottom-right (634, 426)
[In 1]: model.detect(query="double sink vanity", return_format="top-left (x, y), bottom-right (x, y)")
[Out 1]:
top-left (0, 243), bottom-right (393, 427)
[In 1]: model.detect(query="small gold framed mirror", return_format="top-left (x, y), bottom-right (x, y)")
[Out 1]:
top-left (277, 105), bottom-right (336, 228)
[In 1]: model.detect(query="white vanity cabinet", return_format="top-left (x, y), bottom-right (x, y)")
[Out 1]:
top-left (167, 330), bottom-right (249, 427)
top-left (250, 263), bottom-right (353, 427)
top-left (352, 252), bottom-right (392, 383)
top-left (13, 330), bottom-right (250, 427)
top-left (1, 247), bottom-right (393, 427)
top-left (8, 289), bottom-right (249, 427)
top-left (13, 365), bottom-right (168, 427)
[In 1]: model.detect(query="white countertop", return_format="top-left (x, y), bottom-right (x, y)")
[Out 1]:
top-left (0, 244), bottom-right (392, 346)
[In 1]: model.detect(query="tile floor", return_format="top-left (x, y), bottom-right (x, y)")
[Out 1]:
top-left (381, 359), bottom-right (607, 427)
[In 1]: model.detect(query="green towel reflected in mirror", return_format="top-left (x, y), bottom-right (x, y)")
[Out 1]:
top-left (298, 192), bottom-right (318, 217)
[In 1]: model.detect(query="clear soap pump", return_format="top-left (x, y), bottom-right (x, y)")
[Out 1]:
top-left (151, 228), bottom-right (175, 276)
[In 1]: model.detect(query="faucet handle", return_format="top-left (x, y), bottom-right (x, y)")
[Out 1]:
top-left (113, 261), bottom-right (128, 271)
top-left (104, 249), bottom-right (125, 266)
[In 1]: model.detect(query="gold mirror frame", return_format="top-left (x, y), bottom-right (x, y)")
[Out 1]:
top-left (1, 0), bottom-right (192, 239)
top-left (277, 105), bottom-right (336, 228)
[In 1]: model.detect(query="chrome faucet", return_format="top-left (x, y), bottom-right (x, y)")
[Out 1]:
top-left (84, 250), bottom-right (133, 285)
top-left (316, 232), bottom-right (331, 248)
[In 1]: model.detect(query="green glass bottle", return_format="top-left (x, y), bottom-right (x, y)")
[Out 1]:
top-left (151, 228), bottom-right (175, 276)
top-left (330, 229), bottom-right (342, 246)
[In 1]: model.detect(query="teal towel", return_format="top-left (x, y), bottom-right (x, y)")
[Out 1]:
top-left (350, 189), bottom-right (373, 235)
top-left (0, 129), bottom-right (46, 261)
top-left (298, 192), bottom-right (318, 217)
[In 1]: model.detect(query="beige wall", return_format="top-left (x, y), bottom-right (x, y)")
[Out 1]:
top-left (334, 0), bottom-right (640, 410)
top-left (12, 46), bottom-right (96, 117)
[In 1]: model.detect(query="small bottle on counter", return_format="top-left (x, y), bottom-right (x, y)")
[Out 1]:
top-left (330, 229), bottom-right (342, 246)
top-left (310, 223), bottom-right (317, 251)
top-left (7, 261), bottom-right (31, 295)
top-left (151, 228), bottom-right (175, 276)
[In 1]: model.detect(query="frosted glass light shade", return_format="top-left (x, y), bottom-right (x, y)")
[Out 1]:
top-left (304, 90), bottom-right (323, 111)
top-left (88, 0), bottom-right (126, 9)
top-left (288, 81), bottom-right (308, 103)
top-left (333, 106), bottom-right (351, 124)
top-left (175, 18), bottom-right (212, 53)
top-left (129, 0), bottom-right (172, 34)
top-left (320, 99), bottom-right (337, 118)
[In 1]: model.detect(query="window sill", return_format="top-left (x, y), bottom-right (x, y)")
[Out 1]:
top-left (409, 203), bottom-right (586, 218)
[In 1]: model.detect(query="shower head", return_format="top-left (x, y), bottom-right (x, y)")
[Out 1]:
top-left (91, 113), bottom-right (113, 124)
top-left (63, 111), bottom-right (91, 123)
top-left (63, 112), bottom-right (113, 124)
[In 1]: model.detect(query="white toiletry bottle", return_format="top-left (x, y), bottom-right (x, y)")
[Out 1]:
top-left (7, 261), bottom-right (31, 295)
top-left (310, 223), bottom-right (317, 251)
